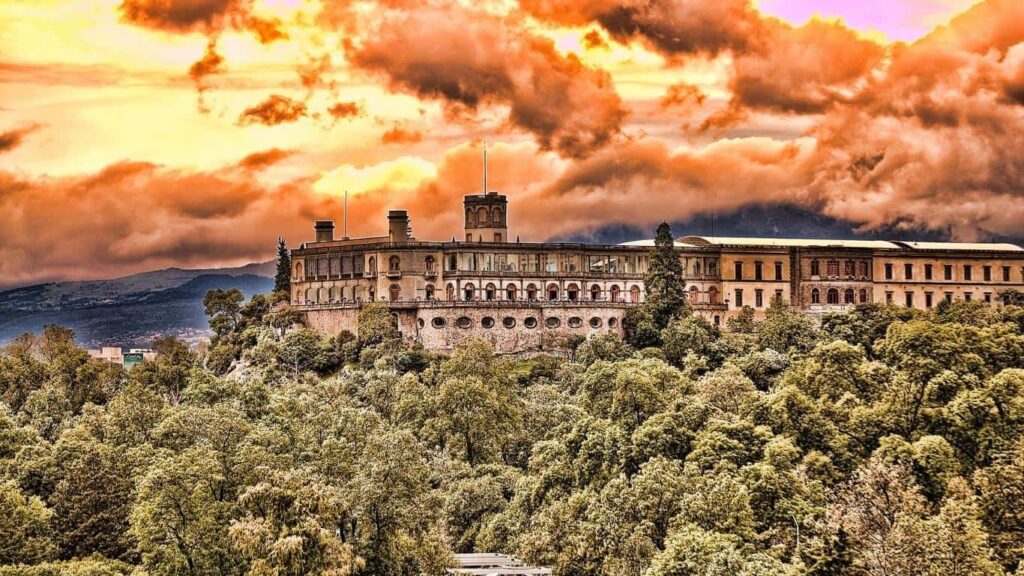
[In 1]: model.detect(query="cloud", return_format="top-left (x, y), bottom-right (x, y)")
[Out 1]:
top-left (327, 101), bottom-right (362, 120)
top-left (347, 4), bottom-right (627, 157)
top-left (0, 124), bottom-right (40, 154)
top-left (238, 94), bottom-right (308, 126)
top-left (0, 157), bottom-right (345, 286)
top-left (237, 148), bottom-right (293, 170)
top-left (519, 0), bottom-right (763, 56)
top-left (118, 0), bottom-right (284, 41)
top-left (381, 125), bottom-right (423, 145)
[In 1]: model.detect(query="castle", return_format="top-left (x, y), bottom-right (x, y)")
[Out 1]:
top-left (290, 189), bottom-right (1024, 353)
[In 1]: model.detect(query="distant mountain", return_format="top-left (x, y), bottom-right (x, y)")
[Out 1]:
top-left (552, 203), bottom-right (1023, 245)
top-left (0, 262), bottom-right (274, 348)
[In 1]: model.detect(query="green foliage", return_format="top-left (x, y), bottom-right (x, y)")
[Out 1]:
top-left (274, 236), bottom-right (291, 295)
top-left (0, 480), bottom-right (54, 564)
top-left (2, 294), bottom-right (1024, 576)
top-left (626, 223), bottom-right (690, 348)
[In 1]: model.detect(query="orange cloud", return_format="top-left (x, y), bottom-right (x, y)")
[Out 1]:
top-left (347, 5), bottom-right (627, 157)
top-left (238, 94), bottom-right (308, 126)
top-left (237, 148), bottom-right (293, 170)
top-left (381, 125), bottom-right (423, 145)
top-left (0, 124), bottom-right (40, 154)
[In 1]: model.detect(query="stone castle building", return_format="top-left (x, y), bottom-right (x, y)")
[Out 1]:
top-left (290, 190), bottom-right (1024, 353)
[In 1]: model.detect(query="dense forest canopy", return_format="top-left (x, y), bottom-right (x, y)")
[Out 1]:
top-left (2, 242), bottom-right (1024, 575)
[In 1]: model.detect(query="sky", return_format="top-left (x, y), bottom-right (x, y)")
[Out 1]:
top-left (1, 0), bottom-right (1023, 286)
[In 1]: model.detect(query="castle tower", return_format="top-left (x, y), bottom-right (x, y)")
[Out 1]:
top-left (463, 141), bottom-right (509, 243)
top-left (464, 193), bottom-right (508, 243)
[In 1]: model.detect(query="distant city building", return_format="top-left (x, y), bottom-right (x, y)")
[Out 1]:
top-left (290, 190), bottom-right (1024, 353)
top-left (87, 347), bottom-right (157, 368)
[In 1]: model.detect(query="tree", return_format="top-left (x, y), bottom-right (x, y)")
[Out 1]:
top-left (229, 468), bottom-right (362, 576)
top-left (644, 222), bottom-right (689, 329)
top-left (204, 289), bottom-right (245, 338)
top-left (431, 375), bottom-right (521, 466)
top-left (274, 237), bottom-right (292, 295)
top-left (357, 302), bottom-right (400, 348)
top-left (757, 297), bottom-right (818, 355)
top-left (727, 306), bottom-right (758, 334)
top-left (278, 329), bottom-right (323, 376)
top-left (49, 434), bottom-right (136, 561)
top-left (0, 479), bottom-right (55, 564)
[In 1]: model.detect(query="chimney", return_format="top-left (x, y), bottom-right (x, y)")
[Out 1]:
top-left (388, 210), bottom-right (410, 243)
top-left (314, 220), bottom-right (335, 243)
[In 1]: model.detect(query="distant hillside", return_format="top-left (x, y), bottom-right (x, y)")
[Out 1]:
top-left (0, 263), bottom-right (274, 348)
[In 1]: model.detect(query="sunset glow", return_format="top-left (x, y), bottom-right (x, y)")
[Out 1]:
top-left (2, 0), bottom-right (1024, 285)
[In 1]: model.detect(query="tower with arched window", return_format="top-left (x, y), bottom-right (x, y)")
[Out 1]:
top-left (464, 192), bottom-right (509, 243)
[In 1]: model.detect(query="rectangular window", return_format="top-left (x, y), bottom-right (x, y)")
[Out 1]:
top-left (944, 265), bottom-right (953, 280)
top-left (775, 289), bottom-right (784, 301)
top-left (1004, 266), bottom-right (1012, 282)
top-left (775, 261), bottom-right (783, 280)
top-left (827, 260), bottom-right (840, 276)
top-left (845, 260), bottom-right (855, 276)
top-left (810, 260), bottom-right (820, 276)
top-left (965, 292), bottom-right (973, 301)
top-left (735, 289), bottom-right (743, 307)
top-left (984, 265), bottom-right (991, 281)
top-left (984, 292), bottom-right (992, 303)
top-left (925, 264), bottom-right (933, 280)
top-left (735, 261), bottom-right (744, 280)
top-left (859, 261), bottom-right (869, 277)
top-left (945, 292), bottom-right (954, 303)
top-left (755, 289), bottom-right (764, 308)
top-left (885, 291), bottom-right (893, 303)
top-left (905, 292), bottom-right (913, 307)
top-left (754, 262), bottom-right (763, 281)
top-left (904, 263), bottom-right (913, 280)
top-left (964, 265), bottom-right (972, 281)
top-left (885, 263), bottom-right (894, 280)
top-left (925, 292), bottom-right (933, 308)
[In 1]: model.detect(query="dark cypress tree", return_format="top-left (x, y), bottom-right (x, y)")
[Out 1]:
top-left (274, 237), bottom-right (291, 295)
top-left (644, 222), bottom-right (689, 328)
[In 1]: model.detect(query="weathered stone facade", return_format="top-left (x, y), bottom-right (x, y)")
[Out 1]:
top-left (290, 192), bottom-right (1024, 352)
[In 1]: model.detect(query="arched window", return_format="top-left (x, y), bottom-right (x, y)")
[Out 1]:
top-left (446, 283), bottom-right (455, 301)
top-left (590, 284), bottom-right (601, 301)
top-left (425, 284), bottom-right (435, 300)
top-left (306, 287), bottom-right (315, 304)
top-left (859, 288), bottom-right (868, 303)
top-left (630, 285), bottom-right (641, 303)
top-left (689, 285), bottom-right (699, 304)
top-left (526, 284), bottom-right (538, 301)
top-left (610, 285), bottom-right (621, 302)
top-left (694, 261), bottom-right (702, 276)
top-left (477, 207), bottom-right (488, 225)
top-left (708, 286), bottom-right (719, 305)
top-left (369, 287), bottom-right (376, 301)
top-left (492, 207), bottom-right (502, 225)
top-left (844, 288), bottom-right (855, 304)
top-left (506, 284), bottom-right (517, 301)
top-left (295, 262), bottom-right (303, 277)
top-left (547, 283), bottom-right (559, 301)
top-left (329, 286), bottom-right (339, 302)
top-left (388, 256), bottom-right (401, 272)
top-left (466, 208), bottom-right (474, 226)
top-left (389, 284), bottom-right (400, 301)
top-left (368, 256), bottom-right (377, 273)
top-left (318, 287), bottom-right (328, 302)
top-left (567, 283), bottom-right (579, 301)
top-left (485, 283), bottom-right (497, 301)
top-left (827, 288), bottom-right (840, 304)
top-left (425, 256), bottom-right (435, 272)
top-left (811, 288), bottom-right (820, 304)
top-left (463, 283), bottom-right (475, 301)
